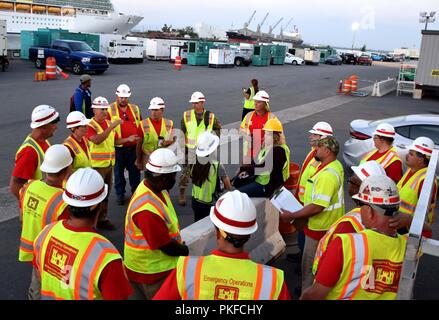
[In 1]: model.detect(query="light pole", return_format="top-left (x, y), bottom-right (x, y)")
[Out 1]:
top-left (420, 11), bottom-right (436, 30)
top-left (351, 22), bottom-right (360, 53)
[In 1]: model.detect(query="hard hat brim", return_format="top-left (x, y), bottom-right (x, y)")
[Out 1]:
top-left (189, 99), bottom-right (204, 103)
top-left (209, 206), bottom-right (258, 236)
top-left (30, 111), bottom-right (60, 129)
top-left (372, 130), bottom-right (394, 138)
top-left (63, 184), bottom-right (108, 207)
top-left (148, 105), bottom-right (165, 110)
top-left (351, 165), bottom-right (365, 181)
top-left (66, 118), bottom-right (91, 129)
top-left (92, 104), bottom-right (109, 109)
top-left (116, 92), bottom-right (131, 98)
top-left (40, 155), bottom-right (73, 173)
top-left (145, 162), bottom-right (181, 174)
top-left (196, 135), bottom-right (220, 157)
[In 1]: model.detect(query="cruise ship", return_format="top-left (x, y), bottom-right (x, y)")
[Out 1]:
top-left (0, 0), bottom-right (143, 35)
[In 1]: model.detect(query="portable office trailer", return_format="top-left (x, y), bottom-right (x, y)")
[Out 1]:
top-left (146, 38), bottom-right (187, 60)
top-left (414, 30), bottom-right (439, 99)
top-left (304, 48), bottom-right (320, 65)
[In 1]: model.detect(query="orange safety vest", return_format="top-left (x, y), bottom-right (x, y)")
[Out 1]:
top-left (108, 102), bottom-right (141, 147)
top-left (296, 147), bottom-right (318, 204)
top-left (87, 119), bottom-right (116, 168)
top-left (63, 135), bottom-right (91, 172)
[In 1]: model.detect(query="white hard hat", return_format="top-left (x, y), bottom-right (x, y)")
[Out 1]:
top-left (92, 96), bottom-right (109, 109)
top-left (351, 161), bottom-right (386, 182)
top-left (40, 144), bottom-right (73, 173)
top-left (373, 123), bottom-right (395, 138)
top-left (210, 190), bottom-right (258, 235)
top-left (189, 91), bottom-right (206, 103)
top-left (149, 97), bottom-right (166, 110)
top-left (30, 104), bottom-right (59, 129)
top-left (196, 131), bottom-right (220, 157)
top-left (253, 90), bottom-right (270, 102)
top-left (66, 111), bottom-right (90, 129)
top-left (63, 168), bottom-right (108, 207)
top-left (116, 84), bottom-right (132, 98)
top-left (409, 137), bottom-right (434, 156)
top-left (352, 175), bottom-right (400, 206)
top-left (145, 148), bottom-right (181, 174)
top-left (309, 121), bottom-right (334, 137)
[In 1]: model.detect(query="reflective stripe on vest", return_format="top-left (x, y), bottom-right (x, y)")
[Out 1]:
top-left (297, 148), bottom-right (318, 202)
top-left (37, 221), bottom-right (120, 300)
top-left (184, 110), bottom-right (215, 148)
top-left (15, 136), bottom-right (49, 180)
top-left (108, 102), bottom-right (141, 147)
top-left (141, 118), bottom-right (173, 153)
top-left (63, 136), bottom-right (91, 171)
top-left (124, 183), bottom-right (182, 274)
top-left (243, 86), bottom-right (256, 110)
top-left (255, 144), bottom-right (291, 186)
top-left (19, 181), bottom-right (66, 262)
top-left (312, 208), bottom-right (364, 275)
top-left (361, 147), bottom-right (401, 169)
top-left (191, 162), bottom-right (219, 204)
top-left (180, 256), bottom-right (281, 300)
top-left (88, 119), bottom-right (115, 167)
top-left (306, 161), bottom-right (345, 231)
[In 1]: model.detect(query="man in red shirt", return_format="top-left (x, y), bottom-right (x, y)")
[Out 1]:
top-left (33, 168), bottom-right (132, 300)
top-left (10, 104), bottom-right (60, 200)
top-left (360, 123), bottom-right (403, 183)
top-left (153, 190), bottom-right (290, 300)
top-left (107, 84), bottom-right (142, 205)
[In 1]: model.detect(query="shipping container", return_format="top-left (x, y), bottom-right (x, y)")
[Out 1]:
top-left (146, 38), bottom-right (186, 60)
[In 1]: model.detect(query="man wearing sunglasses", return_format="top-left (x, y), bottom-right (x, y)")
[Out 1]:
top-left (10, 105), bottom-right (60, 200)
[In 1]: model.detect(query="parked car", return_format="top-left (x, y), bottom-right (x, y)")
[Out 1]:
top-left (284, 52), bottom-right (304, 65)
top-left (343, 114), bottom-right (439, 172)
top-left (233, 47), bottom-right (252, 66)
top-left (29, 39), bottom-right (109, 75)
top-left (391, 53), bottom-right (406, 62)
top-left (380, 54), bottom-right (395, 62)
top-left (371, 53), bottom-right (383, 61)
top-left (357, 54), bottom-right (373, 66)
top-left (325, 54), bottom-right (342, 65)
top-left (341, 53), bottom-right (357, 65)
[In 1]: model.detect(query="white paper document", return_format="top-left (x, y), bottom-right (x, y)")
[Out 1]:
top-left (270, 187), bottom-right (303, 213)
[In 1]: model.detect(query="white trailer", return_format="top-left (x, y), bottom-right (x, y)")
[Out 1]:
top-left (304, 48), bottom-right (320, 65)
top-left (107, 39), bottom-right (144, 64)
top-left (0, 20), bottom-right (8, 71)
top-left (209, 48), bottom-right (235, 68)
top-left (170, 45), bottom-right (188, 63)
top-left (146, 38), bottom-right (187, 61)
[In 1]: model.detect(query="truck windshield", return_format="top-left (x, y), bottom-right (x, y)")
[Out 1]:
top-left (69, 42), bottom-right (93, 51)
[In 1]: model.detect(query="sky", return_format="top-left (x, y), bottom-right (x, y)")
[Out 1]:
top-left (112, 0), bottom-right (438, 51)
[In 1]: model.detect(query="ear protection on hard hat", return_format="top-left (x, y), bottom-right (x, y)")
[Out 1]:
top-left (219, 228), bottom-right (250, 248)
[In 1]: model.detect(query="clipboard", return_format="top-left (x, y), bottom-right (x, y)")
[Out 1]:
top-left (270, 187), bottom-right (303, 224)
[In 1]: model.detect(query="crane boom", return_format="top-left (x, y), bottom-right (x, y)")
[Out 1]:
top-left (257, 12), bottom-right (269, 33)
top-left (269, 17), bottom-right (284, 34)
top-left (244, 10), bottom-right (257, 29)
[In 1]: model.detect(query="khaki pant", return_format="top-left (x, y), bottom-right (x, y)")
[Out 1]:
top-left (129, 277), bottom-right (166, 300)
top-left (94, 166), bottom-right (113, 222)
top-left (301, 235), bottom-right (319, 291)
top-left (178, 148), bottom-right (195, 192)
top-left (28, 267), bottom-right (41, 300)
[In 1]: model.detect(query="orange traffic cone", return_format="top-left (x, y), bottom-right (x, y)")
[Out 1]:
top-left (34, 72), bottom-right (40, 82)
top-left (56, 66), bottom-right (69, 79)
top-left (41, 72), bottom-right (47, 81)
top-left (336, 80), bottom-right (343, 94)
top-left (175, 55), bottom-right (182, 71)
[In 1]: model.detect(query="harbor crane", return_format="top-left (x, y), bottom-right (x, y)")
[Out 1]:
top-left (257, 12), bottom-right (270, 34)
top-left (269, 17), bottom-right (284, 35)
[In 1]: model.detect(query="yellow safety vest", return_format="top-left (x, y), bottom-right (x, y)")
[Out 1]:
top-left (15, 136), bottom-right (50, 180)
top-left (397, 167), bottom-right (437, 225)
top-left (124, 182), bottom-right (182, 274)
top-left (312, 207), bottom-right (364, 275)
top-left (18, 180), bottom-right (67, 262)
top-left (360, 147), bottom-right (402, 170)
top-left (191, 162), bottom-right (219, 204)
top-left (255, 144), bottom-right (291, 186)
top-left (63, 135), bottom-right (91, 172)
top-left (87, 119), bottom-right (116, 168)
top-left (34, 221), bottom-right (121, 300)
top-left (183, 110), bottom-right (215, 149)
top-left (243, 86), bottom-right (256, 110)
top-left (108, 102), bottom-right (141, 147)
top-left (325, 230), bottom-right (407, 300)
top-left (176, 255), bottom-right (284, 300)
top-left (304, 160), bottom-right (345, 231)
top-left (297, 148), bottom-right (318, 203)
top-left (239, 111), bottom-right (277, 157)
top-left (141, 117), bottom-right (174, 153)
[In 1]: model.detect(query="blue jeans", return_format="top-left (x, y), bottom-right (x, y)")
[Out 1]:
top-left (114, 146), bottom-right (140, 197)
top-left (237, 181), bottom-right (269, 198)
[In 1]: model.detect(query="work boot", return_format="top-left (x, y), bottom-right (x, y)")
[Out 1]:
top-left (178, 188), bottom-right (186, 206)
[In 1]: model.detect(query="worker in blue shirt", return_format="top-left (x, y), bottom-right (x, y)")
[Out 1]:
top-left (72, 74), bottom-right (93, 118)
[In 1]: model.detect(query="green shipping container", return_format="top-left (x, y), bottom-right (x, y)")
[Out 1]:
top-left (252, 45), bottom-right (271, 66)
top-left (270, 45), bottom-right (287, 65)
top-left (187, 41), bottom-right (214, 66)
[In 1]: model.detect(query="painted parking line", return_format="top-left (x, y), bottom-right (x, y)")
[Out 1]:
top-left (0, 85), bottom-right (373, 223)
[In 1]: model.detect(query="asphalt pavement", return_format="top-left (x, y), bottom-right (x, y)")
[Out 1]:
top-left (0, 59), bottom-right (437, 299)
